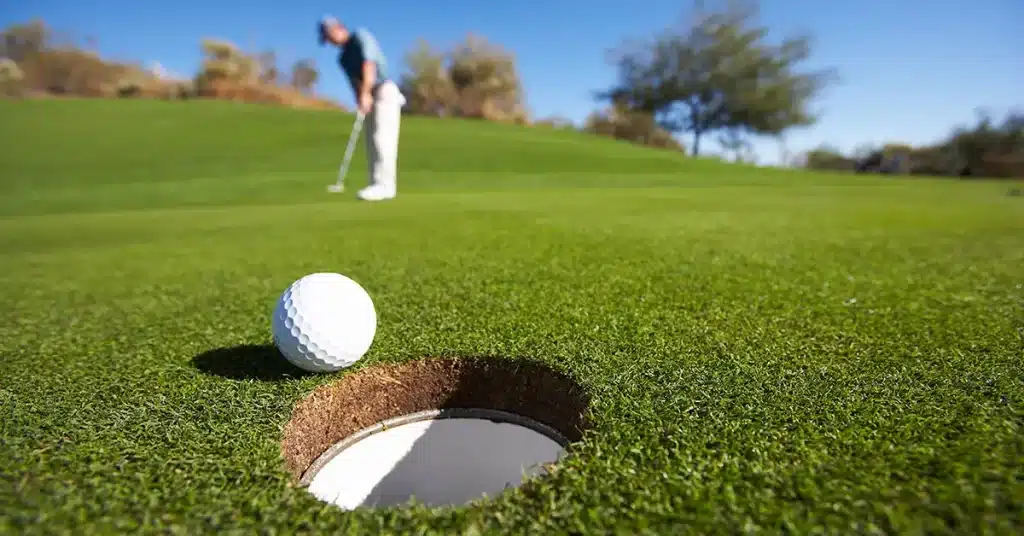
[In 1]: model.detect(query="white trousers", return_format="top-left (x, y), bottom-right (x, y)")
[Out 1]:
top-left (364, 81), bottom-right (405, 192)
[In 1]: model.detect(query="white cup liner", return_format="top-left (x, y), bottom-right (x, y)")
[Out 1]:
top-left (299, 408), bottom-right (570, 510)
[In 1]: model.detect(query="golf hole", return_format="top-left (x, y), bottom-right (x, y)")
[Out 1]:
top-left (281, 357), bottom-right (590, 510)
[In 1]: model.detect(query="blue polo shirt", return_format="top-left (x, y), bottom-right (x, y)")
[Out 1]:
top-left (338, 28), bottom-right (388, 94)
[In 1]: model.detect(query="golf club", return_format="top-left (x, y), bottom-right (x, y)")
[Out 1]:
top-left (327, 111), bottom-right (365, 193)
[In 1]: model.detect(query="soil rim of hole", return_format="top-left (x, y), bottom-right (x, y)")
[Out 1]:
top-left (281, 355), bottom-right (591, 484)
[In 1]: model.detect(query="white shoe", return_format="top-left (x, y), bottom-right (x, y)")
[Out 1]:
top-left (357, 184), bottom-right (396, 201)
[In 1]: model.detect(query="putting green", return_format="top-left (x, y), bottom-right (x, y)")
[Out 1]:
top-left (1, 99), bottom-right (1022, 534)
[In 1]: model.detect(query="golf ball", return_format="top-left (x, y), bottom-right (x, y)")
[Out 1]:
top-left (271, 272), bottom-right (377, 372)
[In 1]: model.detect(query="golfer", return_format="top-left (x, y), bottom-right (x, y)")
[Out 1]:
top-left (319, 17), bottom-right (405, 201)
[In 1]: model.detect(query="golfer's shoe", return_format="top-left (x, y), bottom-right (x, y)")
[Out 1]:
top-left (357, 184), bottom-right (396, 201)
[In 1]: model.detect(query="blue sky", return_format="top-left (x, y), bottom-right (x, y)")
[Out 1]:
top-left (4, 0), bottom-right (1022, 164)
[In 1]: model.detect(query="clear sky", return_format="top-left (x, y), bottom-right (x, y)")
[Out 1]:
top-left (4, 0), bottom-right (1022, 164)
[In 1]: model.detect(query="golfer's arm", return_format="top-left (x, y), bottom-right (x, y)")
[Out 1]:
top-left (359, 61), bottom-right (376, 95)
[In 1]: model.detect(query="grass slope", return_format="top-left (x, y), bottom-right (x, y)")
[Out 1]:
top-left (1, 99), bottom-right (1022, 534)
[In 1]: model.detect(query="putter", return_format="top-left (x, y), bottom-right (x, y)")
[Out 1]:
top-left (327, 111), bottom-right (365, 193)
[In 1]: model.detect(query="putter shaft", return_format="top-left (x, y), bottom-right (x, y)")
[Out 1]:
top-left (330, 112), bottom-right (365, 191)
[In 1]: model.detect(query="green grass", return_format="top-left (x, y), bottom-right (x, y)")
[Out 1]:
top-left (1, 98), bottom-right (1022, 534)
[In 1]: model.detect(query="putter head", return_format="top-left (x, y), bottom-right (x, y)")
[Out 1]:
top-left (327, 184), bottom-right (344, 193)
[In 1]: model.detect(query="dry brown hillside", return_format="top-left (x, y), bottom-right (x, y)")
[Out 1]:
top-left (0, 20), bottom-right (345, 111)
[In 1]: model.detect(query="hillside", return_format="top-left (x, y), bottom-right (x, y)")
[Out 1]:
top-left (0, 99), bottom-right (801, 213)
top-left (1, 99), bottom-right (1018, 217)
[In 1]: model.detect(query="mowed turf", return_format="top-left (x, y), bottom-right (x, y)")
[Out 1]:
top-left (1, 98), bottom-right (1022, 534)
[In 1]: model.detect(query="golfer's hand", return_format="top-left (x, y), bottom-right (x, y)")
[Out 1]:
top-left (358, 91), bottom-right (373, 114)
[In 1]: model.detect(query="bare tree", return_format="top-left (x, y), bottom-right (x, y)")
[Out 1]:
top-left (257, 50), bottom-right (279, 85)
top-left (289, 58), bottom-right (318, 93)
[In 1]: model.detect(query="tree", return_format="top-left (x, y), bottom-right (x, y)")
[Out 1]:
top-left (289, 58), bottom-right (318, 92)
top-left (775, 133), bottom-right (795, 167)
top-left (601, 0), bottom-right (835, 155)
top-left (717, 127), bottom-right (755, 163)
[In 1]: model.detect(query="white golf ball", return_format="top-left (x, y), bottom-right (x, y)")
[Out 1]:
top-left (271, 272), bottom-right (377, 372)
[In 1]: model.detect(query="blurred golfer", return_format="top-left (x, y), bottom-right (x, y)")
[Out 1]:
top-left (319, 16), bottom-right (405, 201)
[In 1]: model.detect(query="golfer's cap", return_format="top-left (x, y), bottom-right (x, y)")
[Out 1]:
top-left (318, 16), bottom-right (339, 45)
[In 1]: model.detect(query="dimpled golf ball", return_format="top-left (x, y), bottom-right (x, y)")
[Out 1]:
top-left (271, 272), bottom-right (377, 372)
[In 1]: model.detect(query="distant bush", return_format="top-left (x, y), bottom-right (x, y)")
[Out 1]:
top-left (20, 47), bottom-right (141, 97)
top-left (0, 58), bottom-right (24, 97)
top-left (804, 110), bottom-right (1024, 179)
top-left (190, 38), bottom-right (337, 109)
top-left (943, 111), bottom-right (1024, 178)
top-left (803, 145), bottom-right (855, 172)
top-left (1, 20), bottom-right (148, 98)
top-left (583, 99), bottom-right (685, 153)
top-left (400, 34), bottom-right (528, 124)
top-left (533, 115), bottom-right (576, 130)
